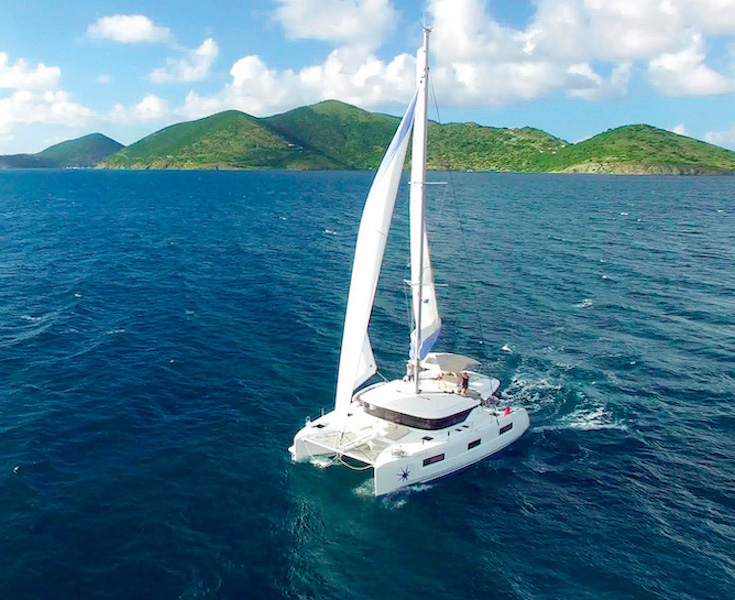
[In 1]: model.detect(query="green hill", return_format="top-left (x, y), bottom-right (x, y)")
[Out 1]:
top-left (265, 100), bottom-right (401, 169)
top-left (0, 154), bottom-right (58, 168)
top-left (100, 110), bottom-right (341, 170)
top-left (90, 102), bottom-right (735, 175)
top-left (536, 125), bottom-right (735, 174)
top-left (266, 100), bottom-right (566, 171)
top-left (427, 122), bottom-right (565, 171)
top-left (0, 133), bottom-right (122, 169)
top-left (37, 133), bottom-right (123, 167)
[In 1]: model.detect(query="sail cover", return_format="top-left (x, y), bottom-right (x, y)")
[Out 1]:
top-left (334, 91), bottom-right (418, 414)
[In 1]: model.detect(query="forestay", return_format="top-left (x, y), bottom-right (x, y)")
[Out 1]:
top-left (333, 91), bottom-right (419, 414)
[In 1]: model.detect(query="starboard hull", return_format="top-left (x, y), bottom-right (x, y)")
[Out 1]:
top-left (372, 407), bottom-right (529, 496)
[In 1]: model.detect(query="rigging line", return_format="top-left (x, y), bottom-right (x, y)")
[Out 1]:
top-left (429, 82), bottom-right (489, 357)
top-left (337, 456), bottom-right (373, 471)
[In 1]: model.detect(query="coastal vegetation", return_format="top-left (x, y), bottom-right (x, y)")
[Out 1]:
top-left (100, 103), bottom-right (735, 174)
top-left (0, 133), bottom-right (122, 168)
top-left (533, 124), bottom-right (735, 174)
top-left (3, 102), bottom-right (734, 174)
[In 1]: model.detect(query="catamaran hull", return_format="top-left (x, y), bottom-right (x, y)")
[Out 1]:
top-left (373, 408), bottom-right (529, 496)
top-left (290, 406), bottom-right (530, 497)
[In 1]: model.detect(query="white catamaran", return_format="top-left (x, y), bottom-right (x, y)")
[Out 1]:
top-left (289, 28), bottom-right (529, 496)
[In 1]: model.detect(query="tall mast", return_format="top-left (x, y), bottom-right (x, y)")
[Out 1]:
top-left (411, 27), bottom-right (430, 393)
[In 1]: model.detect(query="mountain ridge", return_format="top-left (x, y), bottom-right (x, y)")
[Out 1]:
top-left (0, 133), bottom-right (123, 169)
top-left (4, 102), bottom-right (734, 174)
top-left (100, 102), bottom-right (734, 174)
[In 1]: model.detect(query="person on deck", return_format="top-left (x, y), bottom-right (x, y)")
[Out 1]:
top-left (458, 371), bottom-right (469, 396)
top-left (404, 360), bottom-right (415, 382)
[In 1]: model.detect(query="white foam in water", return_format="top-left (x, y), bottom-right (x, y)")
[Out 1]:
top-left (563, 404), bottom-right (627, 431)
top-left (353, 480), bottom-right (435, 508)
top-left (576, 298), bottom-right (594, 308)
top-left (309, 456), bottom-right (334, 470)
top-left (535, 403), bottom-right (627, 433)
top-left (501, 343), bottom-right (513, 353)
top-left (508, 375), bottom-right (562, 393)
top-left (352, 480), bottom-right (372, 497)
top-left (21, 315), bottom-right (41, 322)
top-left (324, 229), bottom-right (337, 235)
top-left (504, 374), bottom-right (563, 412)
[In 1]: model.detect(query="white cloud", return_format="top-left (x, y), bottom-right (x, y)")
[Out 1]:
top-left (0, 52), bottom-right (60, 90)
top-left (648, 34), bottom-right (735, 95)
top-left (704, 124), bottom-right (735, 148)
top-left (97, 74), bottom-right (113, 85)
top-left (0, 54), bottom-right (95, 141)
top-left (149, 38), bottom-right (219, 83)
top-left (174, 0), bottom-right (735, 119)
top-left (683, 0), bottom-right (735, 35)
top-left (0, 89), bottom-right (95, 136)
top-left (566, 62), bottom-right (632, 101)
top-left (672, 123), bottom-right (688, 135)
top-left (182, 47), bottom-right (415, 119)
top-left (426, 0), bottom-right (636, 105)
top-left (273, 0), bottom-right (397, 48)
top-left (87, 14), bottom-right (172, 44)
top-left (430, 0), bottom-right (735, 103)
top-left (108, 94), bottom-right (170, 123)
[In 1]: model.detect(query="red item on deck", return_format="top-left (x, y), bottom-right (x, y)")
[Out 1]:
top-left (504, 405), bottom-right (511, 416)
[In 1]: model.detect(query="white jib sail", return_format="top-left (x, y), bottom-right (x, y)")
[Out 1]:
top-left (334, 91), bottom-right (419, 414)
top-left (410, 30), bottom-right (441, 361)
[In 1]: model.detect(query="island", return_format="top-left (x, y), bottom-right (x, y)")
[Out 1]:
top-left (2, 101), bottom-right (734, 175)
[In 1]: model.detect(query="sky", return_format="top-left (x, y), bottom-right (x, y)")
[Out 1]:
top-left (1, 0), bottom-right (735, 153)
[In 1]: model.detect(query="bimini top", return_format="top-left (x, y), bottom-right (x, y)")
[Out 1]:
top-left (420, 352), bottom-right (480, 373)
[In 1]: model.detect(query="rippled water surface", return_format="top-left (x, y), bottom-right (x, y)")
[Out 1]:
top-left (1, 169), bottom-right (733, 600)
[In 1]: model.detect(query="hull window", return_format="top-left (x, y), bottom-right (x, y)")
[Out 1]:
top-left (468, 439), bottom-right (481, 450)
top-left (423, 453), bottom-right (445, 467)
top-left (499, 423), bottom-right (513, 435)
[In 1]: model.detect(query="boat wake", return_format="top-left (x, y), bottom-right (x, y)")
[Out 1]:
top-left (504, 374), bottom-right (563, 411)
top-left (307, 456), bottom-right (335, 470)
top-left (352, 479), bottom-right (436, 508)
top-left (503, 370), bottom-right (627, 433)
top-left (534, 403), bottom-right (627, 433)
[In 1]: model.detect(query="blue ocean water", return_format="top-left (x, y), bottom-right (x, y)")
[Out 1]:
top-left (1, 169), bottom-right (733, 600)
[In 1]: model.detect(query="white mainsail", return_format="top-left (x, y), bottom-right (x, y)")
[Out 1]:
top-left (333, 91), bottom-right (418, 414)
top-left (410, 29), bottom-right (441, 362)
